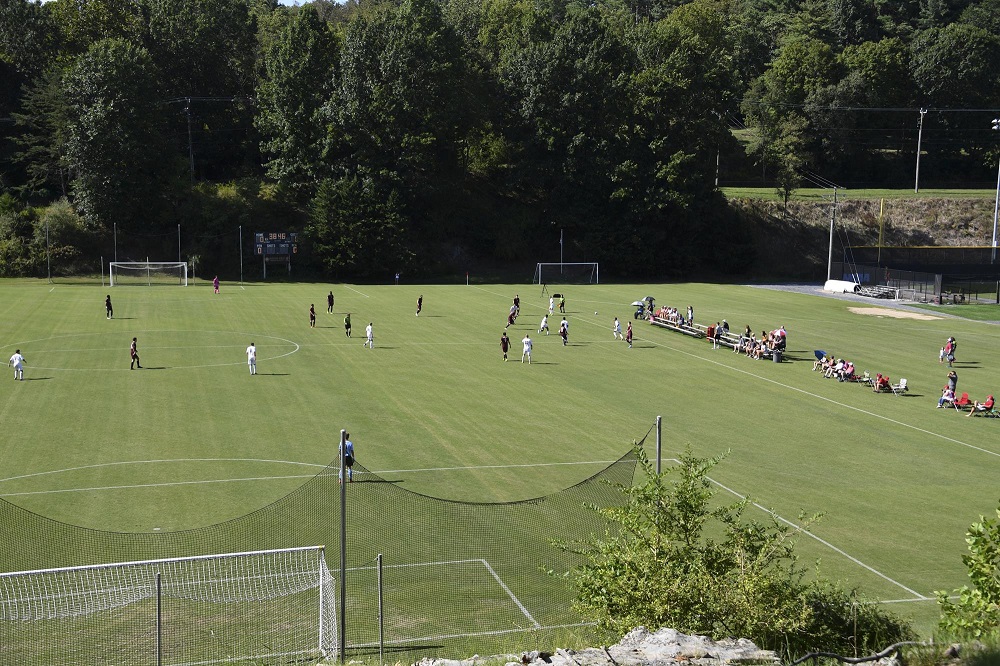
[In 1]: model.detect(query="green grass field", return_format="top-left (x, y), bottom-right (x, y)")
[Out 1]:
top-left (721, 187), bottom-right (997, 201)
top-left (2, 278), bottom-right (1000, 647)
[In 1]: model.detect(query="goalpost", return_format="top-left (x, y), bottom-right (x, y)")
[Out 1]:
top-left (533, 262), bottom-right (599, 285)
top-left (110, 261), bottom-right (188, 286)
top-left (0, 546), bottom-right (337, 665)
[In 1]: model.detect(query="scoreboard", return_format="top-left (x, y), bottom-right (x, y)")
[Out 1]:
top-left (254, 232), bottom-right (298, 256)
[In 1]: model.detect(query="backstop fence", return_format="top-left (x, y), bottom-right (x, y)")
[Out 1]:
top-left (0, 443), bottom-right (642, 665)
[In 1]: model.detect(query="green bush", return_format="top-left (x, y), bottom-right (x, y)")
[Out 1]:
top-left (938, 504), bottom-right (1000, 640)
top-left (558, 446), bottom-right (913, 659)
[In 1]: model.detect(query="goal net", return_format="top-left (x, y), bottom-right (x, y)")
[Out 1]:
top-left (110, 261), bottom-right (188, 286)
top-left (533, 262), bottom-right (599, 284)
top-left (0, 546), bottom-right (337, 665)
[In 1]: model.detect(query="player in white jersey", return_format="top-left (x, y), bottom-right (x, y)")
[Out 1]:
top-left (539, 314), bottom-right (549, 335)
top-left (521, 335), bottom-right (532, 363)
top-left (364, 323), bottom-right (374, 348)
top-left (613, 317), bottom-right (622, 340)
top-left (246, 342), bottom-right (257, 375)
top-left (8, 349), bottom-right (25, 380)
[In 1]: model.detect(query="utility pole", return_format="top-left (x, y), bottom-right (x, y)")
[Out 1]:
top-left (915, 108), bottom-right (927, 193)
top-left (185, 98), bottom-right (195, 185)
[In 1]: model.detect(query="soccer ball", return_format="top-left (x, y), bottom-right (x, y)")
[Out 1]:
top-left (594, 311), bottom-right (598, 315)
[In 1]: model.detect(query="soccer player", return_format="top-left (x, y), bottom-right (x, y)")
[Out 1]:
top-left (539, 314), bottom-right (549, 335)
top-left (513, 294), bottom-right (520, 316)
top-left (364, 322), bottom-right (374, 348)
top-left (8, 349), bottom-right (25, 380)
top-left (560, 317), bottom-right (568, 334)
top-left (505, 311), bottom-right (515, 329)
top-left (521, 334), bottom-right (532, 363)
top-left (246, 342), bottom-right (257, 375)
top-left (416, 295), bottom-right (423, 316)
top-left (344, 313), bottom-right (352, 337)
top-left (500, 332), bottom-right (510, 361)
top-left (548, 297), bottom-right (554, 315)
top-left (559, 296), bottom-right (565, 313)
top-left (559, 322), bottom-right (568, 346)
top-left (105, 295), bottom-right (113, 319)
top-left (339, 433), bottom-right (355, 482)
top-left (625, 322), bottom-right (633, 348)
top-left (309, 304), bottom-right (316, 328)
top-left (613, 317), bottom-right (622, 340)
top-left (327, 291), bottom-right (334, 314)
top-left (130, 337), bottom-right (142, 369)
top-left (213, 275), bottom-right (220, 294)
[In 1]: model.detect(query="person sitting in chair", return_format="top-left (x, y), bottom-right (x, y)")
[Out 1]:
top-left (873, 373), bottom-right (890, 393)
top-left (937, 386), bottom-right (956, 408)
top-left (968, 394), bottom-right (995, 417)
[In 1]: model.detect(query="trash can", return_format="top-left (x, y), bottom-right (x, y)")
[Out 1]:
top-left (772, 349), bottom-right (782, 363)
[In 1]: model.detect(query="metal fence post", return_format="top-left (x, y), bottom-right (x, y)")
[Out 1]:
top-left (377, 554), bottom-right (384, 666)
top-left (655, 416), bottom-right (661, 475)
top-left (156, 572), bottom-right (162, 666)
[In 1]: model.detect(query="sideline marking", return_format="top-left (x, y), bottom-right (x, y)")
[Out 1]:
top-left (662, 456), bottom-right (928, 600)
top-left (343, 284), bottom-right (370, 298)
top-left (643, 332), bottom-right (1000, 460)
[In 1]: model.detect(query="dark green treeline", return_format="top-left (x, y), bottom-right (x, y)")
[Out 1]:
top-left (1, 0), bottom-right (998, 279)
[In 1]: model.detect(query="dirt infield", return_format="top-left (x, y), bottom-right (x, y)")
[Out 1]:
top-left (848, 306), bottom-right (943, 321)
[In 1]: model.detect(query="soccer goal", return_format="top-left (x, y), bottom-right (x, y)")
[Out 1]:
top-left (533, 262), bottom-right (599, 285)
top-left (0, 546), bottom-right (336, 665)
top-left (109, 261), bottom-right (188, 286)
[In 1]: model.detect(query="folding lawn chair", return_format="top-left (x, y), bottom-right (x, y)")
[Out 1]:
top-left (952, 393), bottom-right (971, 411)
top-left (889, 378), bottom-right (908, 396)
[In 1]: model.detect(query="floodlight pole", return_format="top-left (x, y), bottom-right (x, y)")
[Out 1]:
top-left (177, 224), bottom-right (181, 264)
top-left (991, 119), bottom-right (1000, 264)
top-left (239, 225), bottom-right (244, 285)
top-left (339, 429), bottom-right (347, 664)
top-left (915, 108), bottom-right (927, 193)
top-left (45, 216), bottom-right (51, 283)
top-left (826, 187), bottom-right (837, 281)
top-left (655, 415), bottom-right (661, 475)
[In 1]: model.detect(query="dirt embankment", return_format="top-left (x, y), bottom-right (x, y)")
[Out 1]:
top-left (729, 198), bottom-right (996, 279)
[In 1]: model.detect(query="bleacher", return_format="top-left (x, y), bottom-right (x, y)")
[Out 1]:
top-left (857, 285), bottom-right (898, 299)
top-left (649, 316), bottom-right (785, 360)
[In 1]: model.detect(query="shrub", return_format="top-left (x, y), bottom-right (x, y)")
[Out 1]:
top-left (558, 445), bottom-right (913, 659)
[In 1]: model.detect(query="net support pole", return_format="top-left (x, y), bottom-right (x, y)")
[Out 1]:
top-left (655, 415), bottom-right (661, 475)
top-left (377, 553), bottom-right (384, 666)
top-left (239, 225), bottom-right (244, 286)
top-left (156, 572), bottom-right (163, 666)
top-left (339, 429), bottom-right (347, 664)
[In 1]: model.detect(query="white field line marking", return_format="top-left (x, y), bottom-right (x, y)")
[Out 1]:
top-left (352, 622), bottom-right (595, 647)
top-left (645, 333), bottom-right (1000, 460)
top-left (0, 459), bottom-right (618, 493)
top-left (343, 284), bottom-right (370, 298)
top-left (481, 558), bottom-right (541, 627)
top-left (345, 557), bottom-right (542, 631)
top-left (49, 287), bottom-right (55, 292)
top-left (662, 457), bottom-right (928, 600)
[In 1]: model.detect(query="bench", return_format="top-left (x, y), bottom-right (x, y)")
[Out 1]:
top-left (650, 317), bottom-right (704, 338)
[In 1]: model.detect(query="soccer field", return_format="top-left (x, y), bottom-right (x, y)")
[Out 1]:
top-left (1, 278), bottom-right (1000, 645)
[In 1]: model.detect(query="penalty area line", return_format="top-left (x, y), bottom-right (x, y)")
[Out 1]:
top-left (343, 284), bottom-right (370, 298)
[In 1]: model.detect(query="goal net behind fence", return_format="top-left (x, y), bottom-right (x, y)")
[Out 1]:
top-left (0, 546), bottom-right (335, 666)
top-left (110, 262), bottom-right (188, 286)
top-left (533, 263), bottom-right (599, 284)
top-left (0, 438), bottom-right (643, 664)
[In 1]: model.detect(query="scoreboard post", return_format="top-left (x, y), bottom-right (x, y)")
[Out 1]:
top-left (254, 232), bottom-right (299, 279)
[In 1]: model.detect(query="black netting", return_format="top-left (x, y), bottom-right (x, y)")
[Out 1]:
top-left (0, 439), bottom-right (643, 662)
